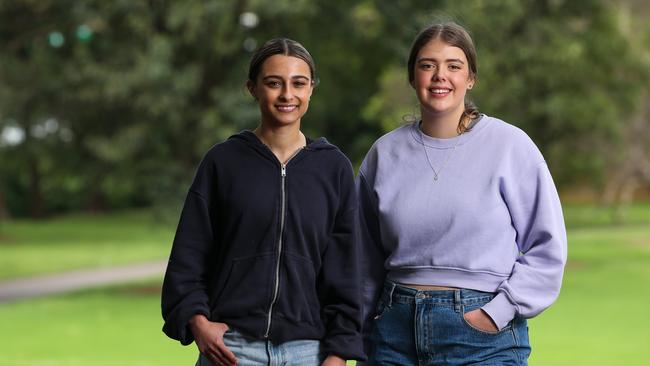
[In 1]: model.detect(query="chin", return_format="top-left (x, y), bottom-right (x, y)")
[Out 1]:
top-left (271, 116), bottom-right (302, 126)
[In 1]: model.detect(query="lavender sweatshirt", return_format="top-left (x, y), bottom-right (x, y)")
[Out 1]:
top-left (357, 115), bottom-right (567, 332)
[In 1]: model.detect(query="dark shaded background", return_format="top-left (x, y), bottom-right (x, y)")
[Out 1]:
top-left (1, 0), bottom-right (649, 219)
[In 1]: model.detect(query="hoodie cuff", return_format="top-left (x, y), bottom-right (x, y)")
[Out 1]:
top-left (481, 292), bottom-right (517, 330)
top-left (179, 307), bottom-right (210, 345)
top-left (322, 333), bottom-right (367, 362)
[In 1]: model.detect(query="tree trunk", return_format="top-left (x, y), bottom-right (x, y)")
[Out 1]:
top-left (28, 158), bottom-right (46, 218)
top-left (86, 189), bottom-right (106, 213)
top-left (0, 189), bottom-right (9, 219)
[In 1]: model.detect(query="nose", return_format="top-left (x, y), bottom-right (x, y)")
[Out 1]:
top-left (279, 84), bottom-right (294, 101)
top-left (431, 67), bottom-right (446, 82)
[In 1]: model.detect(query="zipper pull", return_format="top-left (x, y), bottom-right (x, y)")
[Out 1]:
top-left (281, 164), bottom-right (286, 177)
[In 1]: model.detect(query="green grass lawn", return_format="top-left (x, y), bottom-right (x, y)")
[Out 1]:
top-left (0, 279), bottom-right (196, 366)
top-left (0, 204), bottom-right (649, 365)
top-left (528, 224), bottom-right (650, 365)
top-left (0, 211), bottom-right (175, 280)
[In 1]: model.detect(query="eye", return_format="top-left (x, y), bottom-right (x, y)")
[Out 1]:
top-left (419, 63), bottom-right (435, 70)
top-left (449, 64), bottom-right (462, 71)
top-left (293, 81), bottom-right (307, 88)
top-left (265, 81), bottom-right (282, 88)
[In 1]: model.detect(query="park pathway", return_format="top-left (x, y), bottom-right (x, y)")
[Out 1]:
top-left (0, 260), bottom-right (167, 303)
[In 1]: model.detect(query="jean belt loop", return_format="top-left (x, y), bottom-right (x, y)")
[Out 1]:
top-left (454, 289), bottom-right (461, 313)
top-left (387, 281), bottom-right (396, 308)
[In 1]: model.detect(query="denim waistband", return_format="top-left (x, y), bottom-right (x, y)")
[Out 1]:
top-left (381, 280), bottom-right (495, 307)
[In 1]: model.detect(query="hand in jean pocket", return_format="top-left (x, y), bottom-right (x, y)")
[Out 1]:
top-left (463, 308), bottom-right (499, 333)
top-left (189, 314), bottom-right (237, 366)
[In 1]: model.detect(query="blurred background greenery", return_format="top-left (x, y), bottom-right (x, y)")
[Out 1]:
top-left (1, 0), bottom-right (649, 365)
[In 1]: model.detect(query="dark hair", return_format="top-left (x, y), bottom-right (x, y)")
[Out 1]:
top-left (248, 38), bottom-right (317, 84)
top-left (407, 22), bottom-right (479, 133)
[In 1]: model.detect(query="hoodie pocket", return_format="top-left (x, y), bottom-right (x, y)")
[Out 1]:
top-left (274, 252), bottom-right (321, 325)
top-left (213, 253), bottom-right (275, 318)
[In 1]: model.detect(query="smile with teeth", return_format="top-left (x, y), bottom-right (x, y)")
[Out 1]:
top-left (429, 88), bottom-right (452, 95)
top-left (276, 104), bottom-right (298, 112)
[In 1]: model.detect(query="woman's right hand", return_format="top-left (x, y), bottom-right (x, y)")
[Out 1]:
top-left (189, 314), bottom-right (237, 366)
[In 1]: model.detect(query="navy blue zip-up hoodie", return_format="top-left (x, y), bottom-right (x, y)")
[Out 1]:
top-left (162, 131), bottom-right (365, 361)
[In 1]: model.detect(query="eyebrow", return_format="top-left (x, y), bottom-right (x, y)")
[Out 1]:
top-left (418, 57), bottom-right (465, 64)
top-left (262, 75), bottom-right (311, 81)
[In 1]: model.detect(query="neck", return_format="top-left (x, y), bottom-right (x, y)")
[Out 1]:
top-left (254, 123), bottom-right (306, 163)
top-left (420, 107), bottom-right (464, 139)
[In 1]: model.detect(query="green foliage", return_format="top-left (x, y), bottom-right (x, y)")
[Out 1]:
top-left (363, 0), bottom-right (649, 186)
top-left (362, 65), bottom-right (419, 134)
top-left (1, 0), bottom-right (648, 216)
top-left (468, 0), bottom-right (647, 187)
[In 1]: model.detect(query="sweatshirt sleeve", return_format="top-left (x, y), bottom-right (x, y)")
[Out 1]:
top-left (161, 156), bottom-right (217, 345)
top-left (357, 158), bottom-right (388, 353)
top-left (318, 158), bottom-right (366, 361)
top-left (482, 161), bottom-right (568, 329)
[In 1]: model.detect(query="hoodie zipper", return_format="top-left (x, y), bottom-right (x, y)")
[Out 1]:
top-left (264, 147), bottom-right (304, 338)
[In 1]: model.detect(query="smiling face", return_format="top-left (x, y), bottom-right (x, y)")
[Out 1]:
top-left (248, 54), bottom-right (314, 127)
top-left (412, 38), bottom-right (474, 122)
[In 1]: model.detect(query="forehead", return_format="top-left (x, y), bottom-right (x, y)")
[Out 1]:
top-left (417, 38), bottom-right (467, 62)
top-left (260, 54), bottom-right (311, 78)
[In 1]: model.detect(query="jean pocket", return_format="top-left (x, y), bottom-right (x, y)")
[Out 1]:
top-left (461, 305), bottom-right (511, 335)
top-left (372, 296), bottom-right (391, 321)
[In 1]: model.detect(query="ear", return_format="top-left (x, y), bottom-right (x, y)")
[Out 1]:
top-left (467, 75), bottom-right (476, 90)
top-left (246, 80), bottom-right (258, 100)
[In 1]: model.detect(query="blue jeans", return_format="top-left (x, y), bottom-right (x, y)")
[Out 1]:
top-left (367, 281), bottom-right (530, 365)
top-left (196, 329), bottom-right (324, 366)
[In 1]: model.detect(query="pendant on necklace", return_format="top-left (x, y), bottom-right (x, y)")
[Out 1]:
top-left (419, 124), bottom-right (462, 183)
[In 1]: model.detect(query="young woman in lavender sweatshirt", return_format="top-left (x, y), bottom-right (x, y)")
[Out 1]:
top-left (358, 22), bottom-right (567, 365)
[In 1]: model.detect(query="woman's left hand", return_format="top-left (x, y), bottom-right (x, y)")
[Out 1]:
top-left (321, 354), bottom-right (346, 366)
top-left (463, 309), bottom-right (499, 333)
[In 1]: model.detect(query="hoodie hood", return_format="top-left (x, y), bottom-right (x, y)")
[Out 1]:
top-left (229, 130), bottom-right (338, 151)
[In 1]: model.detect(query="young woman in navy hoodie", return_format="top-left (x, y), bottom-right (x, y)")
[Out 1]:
top-left (162, 38), bottom-right (364, 366)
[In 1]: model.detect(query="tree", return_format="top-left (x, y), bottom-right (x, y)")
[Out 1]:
top-left (601, 0), bottom-right (650, 210)
top-left (363, 0), bottom-right (649, 190)
top-left (1, 0), bottom-right (648, 217)
top-left (0, 0), bottom-right (395, 216)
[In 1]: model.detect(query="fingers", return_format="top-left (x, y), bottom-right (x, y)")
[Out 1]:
top-left (464, 309), bottom-right (498, 332)
top-left (196, 322), bottom-right (237, 366)
top-left (203, 338), bottom-right (237, 366)
top-left (215, 339), bottom-right (238, 365)
top-left (206, 347), bottom-right (236, 366)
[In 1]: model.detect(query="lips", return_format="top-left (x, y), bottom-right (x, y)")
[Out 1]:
top-left (276, 104), bottom-right (298, 112)
top-left (428, 87), bottom-right (452, 95)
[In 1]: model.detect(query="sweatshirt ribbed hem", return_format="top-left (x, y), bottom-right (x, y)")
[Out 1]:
top-left (387, 267), bottom-right (509, 293)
